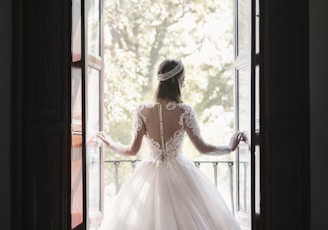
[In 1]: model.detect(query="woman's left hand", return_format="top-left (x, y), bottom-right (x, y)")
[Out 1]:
top-left (229, 131), bottom-right (245, 151)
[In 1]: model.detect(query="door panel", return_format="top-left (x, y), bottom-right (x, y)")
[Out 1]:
top-left (235, 64), bottom-right (252, 229)
top-left (236, 65), bottom-right (251, 215)
top-left (85, 65), bottom-right (104, 229)
top-left (71, 0), bottom-right (104, 229)
top-left (71, 0), bottom-right (84, 228)
top-left (84, 0), bottom-right (104, 228)
top-left (233, 0), bottom-right (255, 228)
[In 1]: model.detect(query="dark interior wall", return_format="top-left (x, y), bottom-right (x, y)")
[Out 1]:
top-left (260, 0), bottom-right (310, 229)
top-left (14, 0), bottom-right (71, 228)
top-left (0, 0), bottom-right (326, 229)
top-left (0, 0), bottom-right (12, 230)
top-left (310, 1), bottom-right (328, 229)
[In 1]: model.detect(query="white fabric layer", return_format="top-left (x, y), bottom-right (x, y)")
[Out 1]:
top-left (100, 102), bottom-right (240, 230)
top-left (100, 156), bottom-right (240, 230)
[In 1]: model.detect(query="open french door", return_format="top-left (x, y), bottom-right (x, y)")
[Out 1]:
top-left (233, 0), bottom-right (258, 229)
top-left (83, 0), bottom-right (105, 228)
top-left (71, 0), bottom-right (104, 229)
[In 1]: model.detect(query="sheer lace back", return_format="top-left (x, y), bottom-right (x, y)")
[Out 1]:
top-left (138, 102), bottom-right (191, 161)
top-left (129, 101), bottom-right (230, 162)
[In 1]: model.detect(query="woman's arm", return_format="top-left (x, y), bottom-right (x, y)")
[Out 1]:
top-left (97, 131), bottom-right (144, 156)
top-left (184, 106), bottom-right (244, 155)
top-left (97, 106), bottom-right (145, 156)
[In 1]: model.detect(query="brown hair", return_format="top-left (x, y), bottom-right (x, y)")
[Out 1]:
top-left (155, 59), bottom-right (184, 103)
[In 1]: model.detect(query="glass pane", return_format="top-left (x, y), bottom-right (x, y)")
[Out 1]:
top-left (237, 66), bottom-right (251, 133)
top-left (237, 0), bottom-right (251, 57)
top-left (87, 146), bottom-right (101, 212)
top-left (71, 66), bottom-right (83, 229)
top-left (237, 65), bottom-right (251, 213)
top-left (238, 146), bottom-right (250, 212)
top-left (87, 0), bottom-right (100, 56)
top-left (86, 66), bottom-right (100, 141)
top-left (86, 66), bottom-right (103, 229)
top-left (72, 0), bottom-right (82, 62)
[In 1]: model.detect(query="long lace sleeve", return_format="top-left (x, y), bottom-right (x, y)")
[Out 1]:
top-left (106, 106), bottom-right (145, 156)
top-left (182, 105), bottom-right (232, 155)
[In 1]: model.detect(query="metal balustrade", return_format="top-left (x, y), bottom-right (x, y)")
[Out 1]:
top-left (104, 159), bottom-right (248, 215)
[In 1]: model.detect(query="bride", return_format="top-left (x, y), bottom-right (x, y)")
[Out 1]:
top-left (97, 58), bottom-right (245, 230)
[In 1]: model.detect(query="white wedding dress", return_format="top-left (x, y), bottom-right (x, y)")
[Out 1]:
top-left (100, 102), bottom-right (240, 230)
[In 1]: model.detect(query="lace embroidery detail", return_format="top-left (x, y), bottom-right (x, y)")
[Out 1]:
top-left (131, 102), bottom-right (186, 161)
top-left (107, 102), bottom-right (231, 158)
top-left (132, 104), bottom-right (155, 139)
top-left (138, 102), bottom-right (204, 161)
top-left (144, 129), bottom-right (185, 161)
top-left (109, 140), bottom-right (128, 154)
top-left (166, 101), bottom-right (177, 110)
top-left (143, 153), bottom-right (190, 169)
top-left (178, 104), bottom-right (201, 139)
top-left (131, 106), bottom-right (144, 140)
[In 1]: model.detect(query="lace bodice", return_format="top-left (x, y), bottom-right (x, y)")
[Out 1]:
top-left (138, 102), bottom-right (193, 161)
top-left (107, 102), bottom-right (232, 160)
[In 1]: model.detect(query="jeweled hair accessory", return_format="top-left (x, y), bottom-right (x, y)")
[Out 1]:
top-left (157, 59), bottom-right (184, 81)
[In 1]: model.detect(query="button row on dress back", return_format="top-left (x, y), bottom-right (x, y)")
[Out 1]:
top-left (158, 104), bottom-right (165, 159)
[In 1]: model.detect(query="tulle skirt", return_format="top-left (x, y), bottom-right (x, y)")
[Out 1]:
top-left (100, 155), bottom-right (240, 230)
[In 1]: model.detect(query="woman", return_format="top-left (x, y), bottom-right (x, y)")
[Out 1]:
top-left (97, 58), bottom-right (244, 230)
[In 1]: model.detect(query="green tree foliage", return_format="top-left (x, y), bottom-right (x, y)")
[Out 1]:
top-left (103, 0), bottom-right (234, 160)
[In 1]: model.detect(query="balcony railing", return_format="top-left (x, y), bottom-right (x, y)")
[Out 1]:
top-left (104, 159), bottom-right (248, 215)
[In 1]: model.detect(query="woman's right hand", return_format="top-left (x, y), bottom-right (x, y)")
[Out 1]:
top-left (96, 131), bottom-right (111, 146)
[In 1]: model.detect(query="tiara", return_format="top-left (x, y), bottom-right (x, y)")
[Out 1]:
top-left (157, 59), bottom-right (184, 81)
